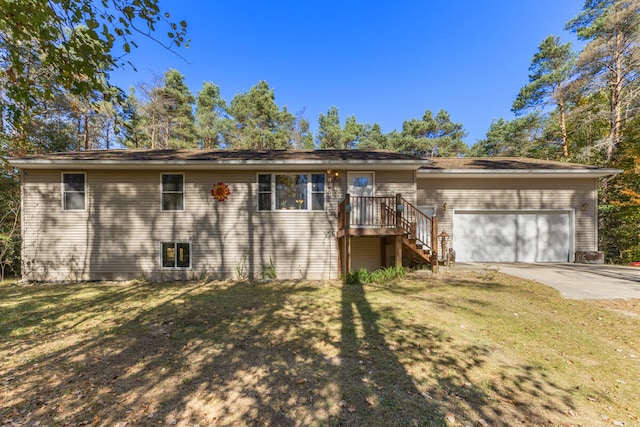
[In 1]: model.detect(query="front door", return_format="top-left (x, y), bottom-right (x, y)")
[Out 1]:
top-left (347, 172), bottom-right (375, 226)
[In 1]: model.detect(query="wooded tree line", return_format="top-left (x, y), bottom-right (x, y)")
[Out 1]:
top-left (0, 65), bottom-right (470, 158)
top-left (0, 0), bottom-right (638, 276)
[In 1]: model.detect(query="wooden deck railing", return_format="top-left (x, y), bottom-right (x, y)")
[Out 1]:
top-left (396, 195), bottom-right (435, 251)
top-left (338, 193), bottom-right (437, 252)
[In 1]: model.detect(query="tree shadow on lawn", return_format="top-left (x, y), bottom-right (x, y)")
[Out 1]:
top-left (336, 281), bottom-right (585, 426)
top-left (1, 279), bottom-right (583, 426)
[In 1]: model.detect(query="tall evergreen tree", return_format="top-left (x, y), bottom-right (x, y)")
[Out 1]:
top-left (566, 0), bottom-right (640, 164)
top-left (317, 106), bottom-right (362, 149)
top-left (157, 69), bottom-right (197, 148)
top-left (388, 109), bottom-right (468, 157)
top-left (226, 81), bottom-right (294, 149)
top-left (120, 88), bottom-right (149, 148)
top-left (317, 107), bottom-right (343, 149)
top-left (195, 81), bottom-right (227, 149)
top-left (513, 36), bottom-right (575, 158)
top-left (357, 123), bottom-right (388, 150)
top-left (470, 115), bottom-right (548, 158)
top-left (342, 115), bottom-right (363, 149)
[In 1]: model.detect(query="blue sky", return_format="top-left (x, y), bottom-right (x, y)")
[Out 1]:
top-left (110, 0), bottom-right (585, 147)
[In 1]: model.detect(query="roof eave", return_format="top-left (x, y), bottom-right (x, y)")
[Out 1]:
top-left (417, 169), bottom-right (623, 178)
top-left (9, 158), bottom-right (428, 171)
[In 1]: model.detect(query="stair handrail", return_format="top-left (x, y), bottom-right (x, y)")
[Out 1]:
top-left (337, 194), bottom-right (436, 253)
top-left (395, 194), bottom-right (433, 252)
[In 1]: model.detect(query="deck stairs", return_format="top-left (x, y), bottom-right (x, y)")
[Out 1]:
top-left (338, 193), bottom-right (438, 268)
top-left (402, 236), bottom-right (432, 265)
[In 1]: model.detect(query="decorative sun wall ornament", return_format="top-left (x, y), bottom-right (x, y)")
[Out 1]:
top-left (211, 182), bottom-right (231, 202)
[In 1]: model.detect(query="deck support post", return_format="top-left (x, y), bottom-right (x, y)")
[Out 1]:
top-left (431, 216), bottom-right (439, 273)
top-left (395, 193), bottom-right (404, 268)
top-left (395, 235), bottom-right (403, 268)
top-left (338, 236), bottom-right (343, 276)
top-left (342, 194), bottom-right (351, 283)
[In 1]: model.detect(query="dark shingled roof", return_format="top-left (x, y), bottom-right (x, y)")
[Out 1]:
top-left (11, 149), bottom-right (423, 162)
top-left (10, 150), bottom-right (618, 176)
top-left (420, 157), bottom-right (605, 171)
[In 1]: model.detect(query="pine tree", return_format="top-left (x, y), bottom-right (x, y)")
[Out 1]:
top-left (566, 0), bottom-right (640, 164)
top-left (513, 36), bottom-right (575, 157)
top-left (317, 106), bottom-right (362, 149)
top-left (195, 82), bottom-right (227, 149)
top-left (226, 81), bottom-right (294, 149)
top-left (388, 109), bottom-right (468, 157)
top-left (157, 69), bottom-right (197, 148)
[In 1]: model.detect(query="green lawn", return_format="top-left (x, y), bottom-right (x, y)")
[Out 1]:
top-left (0, 270), bottom-right (638, 426)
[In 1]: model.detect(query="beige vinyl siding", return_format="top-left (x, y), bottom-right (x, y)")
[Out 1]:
top-left (417, 177), bottom-right (598, 252)
top-left (21, 171), bottom-right (88, 280)
top-left (22, 169), bottom-right (342, 281)
top-left (350, 237), bottom-right (382, 272)
top-left (374, 170), bottom-right (416, 203)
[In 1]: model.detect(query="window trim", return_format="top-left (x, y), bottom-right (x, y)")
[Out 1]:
top-left (61, 172), bottom-right (87, 212)
top-left (256, 172), bottom-right (326, 212)
top-left (311, 173), bottom-right (326, 211)
top-left (160, 172), bottom-right (185, 212)
top-left (257, 173), bottom-right (272, 211)
top-left (160, 241), bottom-right (192, 269)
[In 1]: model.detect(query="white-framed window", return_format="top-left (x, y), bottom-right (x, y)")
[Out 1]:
top-left (62, 172), bottom-right (86, 211)
top-left (311, 174), bottom-right (325, 210)
top-left (161, 242), bottom-right (191, 269)
top-left (258, 174), bottom-right (272, 210)
top-left (257, 173), bottom-right (325, 211)
top-left (161, 173), bottom-right (184, 211)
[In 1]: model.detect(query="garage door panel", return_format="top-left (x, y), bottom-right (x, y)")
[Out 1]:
top-left (530, 214), bottom-right (570, 262)
top-left (454, 211), bottom-right (571, 263)
top-left (455, 213), bottom-right (517, 262)
top-left (515, 214), bottom-right (538, 262)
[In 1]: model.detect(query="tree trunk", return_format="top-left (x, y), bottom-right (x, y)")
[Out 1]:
top-left (164, 119), bottom-right (170, 147)
top-left (76, 112), bottom-right (82, 150)
top-left (559, 98), bottom-right (569, 158)
top-left (150, 109), bottom-right (156, 149)
top-left (607, 31), bottom-right (624, 165)
top-left (83, 110), bottom-right (89, 150)
top-left (105, 125), bottom-right (110, 150)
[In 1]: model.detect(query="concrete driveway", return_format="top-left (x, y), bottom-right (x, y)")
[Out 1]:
top-left (460, 263), bottom-right (640, 300)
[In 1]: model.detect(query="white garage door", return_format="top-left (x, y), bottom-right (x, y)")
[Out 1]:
top-left (453, 211), bottom-right (572, 262)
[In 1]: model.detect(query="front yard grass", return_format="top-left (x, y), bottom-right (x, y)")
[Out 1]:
top-left (0, 270), bottom-right (638, 426)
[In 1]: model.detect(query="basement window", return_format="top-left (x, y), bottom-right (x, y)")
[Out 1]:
top-left (161, 242), bottom-right (191, 269)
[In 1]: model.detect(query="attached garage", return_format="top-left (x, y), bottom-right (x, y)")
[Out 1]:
top-left (453, 210), bottom-right (572, 262)
top-left (416, 158), bottom-right (621, 265)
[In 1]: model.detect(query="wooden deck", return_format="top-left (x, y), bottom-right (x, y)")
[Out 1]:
top-left (336, 227), bottom-right (405, 237)
top-left (337, 194), bottom-right (439, 279)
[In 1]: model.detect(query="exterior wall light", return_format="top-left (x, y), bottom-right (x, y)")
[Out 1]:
top-left (327, 169), bottom-right (340, 183)
top-left (442, 202), bottom-right (447, 211)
